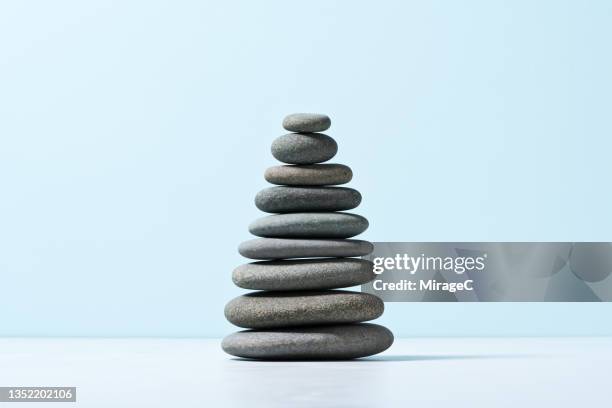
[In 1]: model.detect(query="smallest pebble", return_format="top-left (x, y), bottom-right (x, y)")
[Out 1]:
top-left (283, 113), bottom-right (331, 133)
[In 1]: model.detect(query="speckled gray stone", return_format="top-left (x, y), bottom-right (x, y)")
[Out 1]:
top-left (255, 186), bottom-right (361, 213)
top-left (271, 133), bottom-right (337, 164)
top-left (222, 323), bottom-right (393, 360)
top-left (233, 259), bottom-right (375, 291)
top-left (224, 290), bottom-right (384, 329)
top-left (238, 238), bottom-right (373, 260)
top-left (249, 213), bottom-right (368, 238)
top-left (282, 113), bottom-right (331, 133)
top-left (264, 164), bottom-right (353, 186)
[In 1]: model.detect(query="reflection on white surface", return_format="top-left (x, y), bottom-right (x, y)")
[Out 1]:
top-left (0, 338), bottom-right (610, 407)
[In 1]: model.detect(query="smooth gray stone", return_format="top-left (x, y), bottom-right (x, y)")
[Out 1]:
top-left (255, 186), bottom-right (361, 213)
top-left (249, 213), bottom-right (368, 238)
top-left (265, 164), bottom-right (352, 186)
top-left (233, 259), bottom-right (375, 291)
top-left (224, 290), bottom-right (384, 329)
top-left (271, 133), bottom-right (337, 164)
top-left (282, 113), bottom-right (331, 133)
top-left (239, 238), bottom-right (373, 260)
top-left (222, 323), bottom-right (394, 360)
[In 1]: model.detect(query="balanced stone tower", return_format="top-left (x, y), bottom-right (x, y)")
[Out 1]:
top-left (222, 113), bottom-right (393, 359)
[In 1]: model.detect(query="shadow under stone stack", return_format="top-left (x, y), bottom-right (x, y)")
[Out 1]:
top-left (222, 113), bottom-right (393, 359)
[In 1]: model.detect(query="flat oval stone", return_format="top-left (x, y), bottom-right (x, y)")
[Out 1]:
top-left (282, 113), bottom-right (331, 133)
top-left (255, 186), bottom-right (361, 213)
top-left (233, 259), bottom-right (375, 291)
top-left (222, 323), bottom-right (394, 360)
top-left (224, 290), bottom-right (384, 329)
top-left (265, 164), bottom-right (352, 186)
top-left (271, 133), bottom-right (337, 164)
top-left (249, 213), bottom-right (368, 238)
top-left (239, 238), bottom-right (373, 260)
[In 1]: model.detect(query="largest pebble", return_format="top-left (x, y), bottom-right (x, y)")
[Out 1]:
top-left (222, 323), bottom-right (393, 360)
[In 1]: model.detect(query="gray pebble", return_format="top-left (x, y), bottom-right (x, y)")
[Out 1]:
top-left (224, 290), bottom-right (384, 329)
top-left (264, 164), bottom-right (352, 186)
top-left (249, 212), bottom-right (368, 238)
top-left (255, 186), bottom-right (361, 213)
top-left (271, 133), bottom-right (337, 164)
top-left (239, 238), bottom-right (373, 260)
top-left (233, 259), bottom-right (375, 291)
top-left (222, 323), bottom-right (393, 360)
top-left (282, 113), bottom-right (331, 133)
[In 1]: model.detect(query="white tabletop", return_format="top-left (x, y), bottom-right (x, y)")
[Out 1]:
top-left (0, 337), bottom-right (609, 407)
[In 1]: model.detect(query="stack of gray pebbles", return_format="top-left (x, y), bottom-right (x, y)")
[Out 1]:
top-left (222, 113), bottom-right (393, 359)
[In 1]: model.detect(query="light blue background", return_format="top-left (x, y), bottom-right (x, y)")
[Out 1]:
top-left (1, 0), bottom-right (611, 337)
